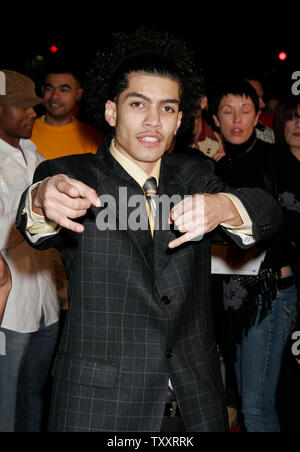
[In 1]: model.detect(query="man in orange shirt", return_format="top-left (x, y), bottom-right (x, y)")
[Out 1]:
top-left (31, 68), bottom-right (104, 313)
top-left (31, 68), bottom-right (104, 159)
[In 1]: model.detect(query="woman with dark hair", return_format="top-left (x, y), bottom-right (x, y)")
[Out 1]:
top-left (273, 95), bottom-right (300, 149)
top-left (272, 96), bottom-right (300, 432)
top-left (273, 96), bottom-right (300, 286)
top-left (211, 82), bottom-right (298, 432)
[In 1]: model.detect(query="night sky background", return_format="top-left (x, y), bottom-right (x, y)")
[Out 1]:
top-left (1, 3), bottom-right (298, 102)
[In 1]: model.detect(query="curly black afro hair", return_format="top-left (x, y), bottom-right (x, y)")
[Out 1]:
top-left (82, 27), bottom-right (205, 144)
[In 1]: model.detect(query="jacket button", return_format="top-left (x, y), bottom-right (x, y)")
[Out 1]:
top-left (166, 349), bottom-right (174, 359)
top-left (162, 296), bottom-right (171, 305)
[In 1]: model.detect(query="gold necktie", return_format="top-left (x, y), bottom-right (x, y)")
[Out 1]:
top-left (143, 177), bottom-right (158, 237)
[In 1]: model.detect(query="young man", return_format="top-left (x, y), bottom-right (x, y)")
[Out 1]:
top-left (0, 70), bottom-right (61, 432)
top-left (17, 38), bottom-right (282, 432)
top-left (0, 254), bottom-right (11, 324)
top-left (31, 68), bottom-right (104, 159)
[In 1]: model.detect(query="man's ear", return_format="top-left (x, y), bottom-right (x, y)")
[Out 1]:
top-left (105, 100), bottom-right (117, 127)
top-left (76, 88), bottom-right (84, 103)
top-left (174, 111), bottom-right (183, 136)
top-left (200, 96), bottom-right (208, 110)
top-left (213, 114), bottom-right (220, 128)
top-left (254, 111), bottom-right (260, 128)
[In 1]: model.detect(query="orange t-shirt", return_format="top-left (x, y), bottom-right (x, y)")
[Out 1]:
top-left (31, 117), bottom-right (104, 159)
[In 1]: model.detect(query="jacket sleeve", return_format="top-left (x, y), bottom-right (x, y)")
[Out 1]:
top-left (16, 159), bottom-right (79, 251)
top-left (223, 186), bottom-right (283, 248)
top-left (16, 186), bottom-right (67, 251)
top-left (190, 157), bottom-right (283, 249)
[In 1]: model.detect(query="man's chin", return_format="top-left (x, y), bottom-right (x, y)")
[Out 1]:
top-left (46, 109), bottom-right (66, 120)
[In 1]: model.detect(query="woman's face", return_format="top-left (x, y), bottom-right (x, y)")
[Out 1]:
top-left (284, 105), bottom-right (300, 150)
top-left (213, 94), bottom-right (259, 145)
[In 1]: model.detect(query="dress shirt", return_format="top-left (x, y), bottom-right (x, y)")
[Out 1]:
top-left (0, 138), bottom-right (60, 332)
top-left (110, 140), bottom-right (254, 242)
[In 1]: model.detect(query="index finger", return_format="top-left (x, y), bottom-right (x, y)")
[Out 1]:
top-left (168, 229), bottom-right (203, 249)
top-left (57, 178), bottom-right (101, 208)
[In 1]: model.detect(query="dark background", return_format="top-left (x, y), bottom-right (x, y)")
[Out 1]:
top-left (1, 3), bottom-right (298, 101)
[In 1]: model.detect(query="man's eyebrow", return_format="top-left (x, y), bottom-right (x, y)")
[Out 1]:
top-left (221, 102), bottom-right (253, 108)
top-left (44, 83), bottom-right (72, 89)
top-left (125, 92), bottom-right (179, 105)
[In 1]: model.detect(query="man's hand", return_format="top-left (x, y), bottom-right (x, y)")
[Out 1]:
top-left (31, 174), bottom-right (101, 233)
top-left (0, 254), bottom-right (12, 324)
top-left (168, 193), bottom-right (243, 249)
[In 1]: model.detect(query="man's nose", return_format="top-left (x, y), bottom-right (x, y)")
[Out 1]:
top-left (49, 88), bottom-right (60, 100)
top-left (26, 107), bottom-right (37, 119)
top-left (143, 107), bottom-right (162, 128)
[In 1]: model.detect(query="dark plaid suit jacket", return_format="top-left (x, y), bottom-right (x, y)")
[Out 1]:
top-left (16, 137), bottom-right (282, 432)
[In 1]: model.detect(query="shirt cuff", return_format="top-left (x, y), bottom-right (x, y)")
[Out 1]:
top-left (23, 182), bottom-right (61, 239)
top-left (220, 193), bottom-right (255, 246)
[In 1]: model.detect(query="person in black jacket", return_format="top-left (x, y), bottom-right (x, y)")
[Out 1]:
top-left (211, 80), bottom-right (298, 432)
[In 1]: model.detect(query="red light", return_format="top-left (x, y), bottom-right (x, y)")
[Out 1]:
top-left (49, 45), bottom-right (58, 54)
top-left (278, 51), bottom-right (287, 61)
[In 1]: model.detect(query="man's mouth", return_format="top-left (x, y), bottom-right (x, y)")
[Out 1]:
top-left (48, 102), bottom-right (62, 109)
top-left (137, 134), bottom-right (162, 146)
top-left (140, 137), bottom-right (159, 143)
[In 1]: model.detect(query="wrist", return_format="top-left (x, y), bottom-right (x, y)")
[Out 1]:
top-left (217, 193), bottom-right (243, 227)
top-left (30, 181), bottom-right (47, 216)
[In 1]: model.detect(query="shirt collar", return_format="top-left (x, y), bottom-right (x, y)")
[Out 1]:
top-left (109, 138), bottom-right (161, 189)
top-left (0, 137), bottom-right (36, 155)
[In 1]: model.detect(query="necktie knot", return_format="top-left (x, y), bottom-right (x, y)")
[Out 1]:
top-left (143, 177), bottom-right (158, 197)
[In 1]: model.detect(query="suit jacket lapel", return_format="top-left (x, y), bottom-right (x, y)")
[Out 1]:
top-left (93, 143), bottom-right (154, 272)
top-left (152, 158), bottom-right (186, 279)
top-left (92, 141), bottom-right (187, 278)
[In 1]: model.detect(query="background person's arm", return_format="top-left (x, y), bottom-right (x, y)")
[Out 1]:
top-left (0, 254), bottom-right (12, 325)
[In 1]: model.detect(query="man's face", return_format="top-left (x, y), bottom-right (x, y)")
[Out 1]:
top-left (105, 73), bottom-right (183, 173)
top-left (213, 94), bottom-right (259, 145)
top-left (247, 80), bottom-right (266, 111)
top-left (0, 104), bottom-right (36, 147)
top-left (42, 73), bottom-right (83, 121)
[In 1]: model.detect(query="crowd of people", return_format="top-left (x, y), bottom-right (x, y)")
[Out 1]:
top-left (0, 29), bottom-right (300, 432)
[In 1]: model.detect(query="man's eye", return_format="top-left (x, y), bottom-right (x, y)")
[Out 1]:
top-left (163, 106), bottom-right (175, 113)
top-left (131, 102), bottom-right (143, 108)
